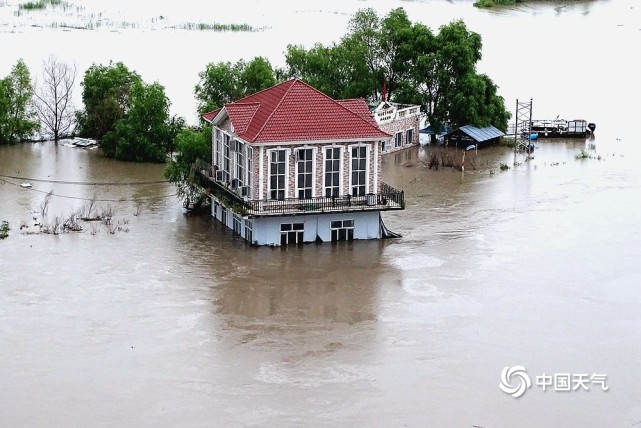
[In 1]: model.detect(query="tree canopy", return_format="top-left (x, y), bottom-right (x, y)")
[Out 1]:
top-left (164, 127), bottom-right (212, 206)
top-left (284, 9), bottom-right (509, 134)
top-left (100, 81), bottom-right (174, 162)
top-left (194, 56), bottom-right (276, 114)
top-left (77, 62), bottom-right (142, 139)
top-left (0, 59), bottom-right (39, 144)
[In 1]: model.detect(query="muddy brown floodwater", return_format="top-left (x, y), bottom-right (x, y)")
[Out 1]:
top-left (2, 0), bottom-right (641, 426)
top-left (2, 131), bottom-right (640, 427)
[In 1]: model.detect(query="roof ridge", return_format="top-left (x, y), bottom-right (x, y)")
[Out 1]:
top-left (330, 94), bottom-right (387, 133)
top-left (229, 102), bottom-right (261, 135)
top-left (229, 79), bottom-right (294, 106)
top-left (259, 81), bottom-right (384, 140)
top-left (251, 79), bottom-right (298, 142)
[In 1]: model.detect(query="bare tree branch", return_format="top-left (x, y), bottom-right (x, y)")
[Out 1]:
top-left (34, 55), bottom-right (77, 144)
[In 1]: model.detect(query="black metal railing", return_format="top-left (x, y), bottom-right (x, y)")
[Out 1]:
top-left (191, 159), bottom-right (404, 217)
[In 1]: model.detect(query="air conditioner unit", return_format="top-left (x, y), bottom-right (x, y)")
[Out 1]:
top-left (215, 170), bottom-right (225, 182)
top-left (230, 178), bottom-right (240, 190)
top-left (240, 186), bottom-right (250, 197)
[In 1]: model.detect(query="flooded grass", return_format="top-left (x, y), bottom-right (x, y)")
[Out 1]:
top-left (7, 1), bottom-right (266, 33)
top-left (172, 22), bottom-right (259, 32)
top-left (18, 0), bottom-right (61, 11)
top-left (0, 220), bottom-right (9, 239)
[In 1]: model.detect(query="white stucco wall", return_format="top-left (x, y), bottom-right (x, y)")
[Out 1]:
top-left (212, 196), bottom-right (383, 246)
top-left (250, 211), bottom-right (381, 246)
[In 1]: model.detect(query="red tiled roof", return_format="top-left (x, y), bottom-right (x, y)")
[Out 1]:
top-left (225, 102), bottom-right (260, 135)
top-left (337, 99), bottom-right (378, 127)
top-left (201, 109), bottom-right (220, 123)
top-left (202, 79), bottom-right (389, 143)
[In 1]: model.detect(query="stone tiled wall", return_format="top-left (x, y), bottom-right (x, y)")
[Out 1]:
top-left (210, 120), bottom-right (385, 199)
top-left (380, 114), bottom-right (421, 154)
top-left (252, 141), bottom-right (381, 200)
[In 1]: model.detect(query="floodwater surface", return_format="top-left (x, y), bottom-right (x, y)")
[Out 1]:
top-left (1, 1), bottom-right (641, 427)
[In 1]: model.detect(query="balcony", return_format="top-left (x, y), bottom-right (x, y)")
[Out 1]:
top-left (190, 159), bottom-right (404, 217)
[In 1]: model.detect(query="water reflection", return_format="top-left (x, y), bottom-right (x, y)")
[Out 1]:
top-left (215, 241), bottom-right (389, 325)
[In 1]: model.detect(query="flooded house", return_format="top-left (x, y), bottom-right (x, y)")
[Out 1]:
top-left (199, 79), bottom-right (405, 246)
top-left (373, 101), bottom-right (423, 154)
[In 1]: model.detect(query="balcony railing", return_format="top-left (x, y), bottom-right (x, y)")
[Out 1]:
top-left (190, 159), bottom-right (404, 217)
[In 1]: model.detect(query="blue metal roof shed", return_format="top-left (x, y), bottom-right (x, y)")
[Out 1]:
top-left (444, 125), bottom-right (505, 148)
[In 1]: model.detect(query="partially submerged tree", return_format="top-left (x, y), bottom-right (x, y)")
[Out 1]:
top-left (100, 81), bottom-right (173, 162)
top-left (34, 55), bottom-right (77, 144)
top-left (76, 61), bottom-right (142, 139)
top-left (164, 127), bottom-right (212, 207)
top-left (0, 59), bottom-right (39, 144)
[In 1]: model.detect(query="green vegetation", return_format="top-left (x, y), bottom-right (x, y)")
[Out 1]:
top-left (99, 81), bottom-right (179, 162)
top-left (284, 8), bottom-right (510, 140)
top-left (19, 1), bottom-right (46, 10)
top-left (0, 59), bottom-right (39, 144)
top-left (195, 8), bottom-right (510, 137)
top-left (77, 61), bottom-right (185, 162)
top-left (175, 22), bottom-right (255, 32)
top-left (0, 221), bottom-right (9, 239)
top-left (499, 163), bottom-right (510, 171)
top-left (195, 56), bottom-right (277, 114)
top-left (77, 62), bottom-right (142, 140)
top-left (164, 127), bottom-right (212, 208)
top-left (18, 0), bottom-right (61, 10)
top-left (575, 149), bottom-right (602, 160)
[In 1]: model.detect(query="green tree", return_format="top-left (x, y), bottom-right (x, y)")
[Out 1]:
top-left (449, 73), bottom-right (509, 131)
top-left (194, 61), bottom-right (242, 114)
top-left (378, 8), bottom-right (415, 100)
top-left (240, 57), bottom-right (276, 96)
top-left (100, 81), bottom-right (172, 162)
top-left (0, 59), bottom-right (39, 144)
top-left (77, 62), bottom-right (142, 139)
top-left (194, 57), bottom-right (278, 115)
top-left (164, 127), bottom-right (212, 206)
top-left (405, 20), bottom-right (498, 139)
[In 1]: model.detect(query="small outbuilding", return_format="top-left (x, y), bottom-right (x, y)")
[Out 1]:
top-left (443, 125), bottom-right (505, 149)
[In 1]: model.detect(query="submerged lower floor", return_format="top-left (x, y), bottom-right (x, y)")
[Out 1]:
top-left (211, 196), bottom-right (385, 246)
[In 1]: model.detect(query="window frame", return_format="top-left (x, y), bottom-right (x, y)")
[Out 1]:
top-left (296, 147), bottom-right (314, 199)
top-left (349, 144), bottom-right (368, 197)
top-left (323, 146), bottom-right (342, 198)
top-left (268, 148), bottom-right (288, 200)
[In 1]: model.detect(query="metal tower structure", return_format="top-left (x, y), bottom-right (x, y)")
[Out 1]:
top-left (513, 98), bottom-right (533, 164)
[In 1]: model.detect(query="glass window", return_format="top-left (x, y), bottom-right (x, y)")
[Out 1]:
top-left (395, 132), bottom-right (402, 147)
top-left (330, 219), bottom-right (355, 242)
top-left (351, 146), bottom-right (367, 197)
top-left (280, 222), bottom-right (304, 245)
top-left (269, 150), bottom-right (287, 200)
top-left (297, 148), bottom-right (313, 199)
top-left (406, 128), bottom-right (414, 145)
top-left (324, 147), bottom-right (341, 198)
top-left (235, 141), bottom-right (244, 187)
